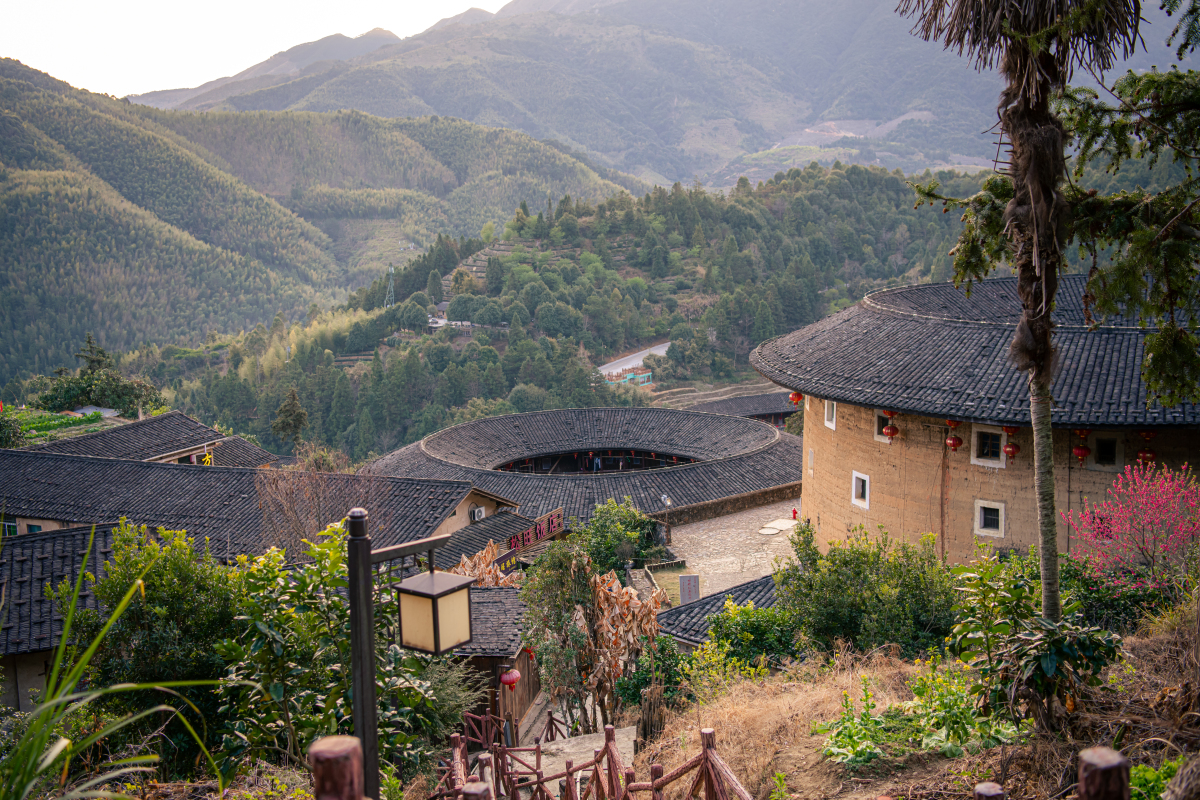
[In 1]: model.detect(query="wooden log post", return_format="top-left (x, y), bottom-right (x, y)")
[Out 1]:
top-left (310, 736), bottom-right (364, 800)
top-left (700, 730), bottom-right (716, 800)
top-left (346, 509), bottom-right (380, 800)
top-left (974, 783), bottom-right (1005, 800)
top-left (478, 754), bottom-right (495, 799)
top-left (566, 760), bottom-right (579, 800)
top-left (1079, 748), bottom-right (1131, 800)
top-left (625, 768), bottom-right (637, 799)
top-left (650, 765), bottom-right (664, 800)
top-left (463, 782), bottom-right (494, 800)
top-left (505, 712), bottom-right (516, 747)
top-left (605, 727), bottom-right (622, 800)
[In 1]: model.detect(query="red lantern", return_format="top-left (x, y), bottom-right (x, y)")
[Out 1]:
top-left (1138, 448), bottom-right (1156, 463)
top-left (1072, 444), bottom-right (1091, 465)
top-left (1141, 430), bottom-right (1157, 443)
top-left (1002, 426), bottom-right (1019, 436)
top-left (500, 668), bottom-right (521, 692)
top-left (945, 421), bottom-right (962, 452)
top-left (789, 391), bottom-right (803, 406)
top-left (1073, 428), bottom-right (1092, 441)
top-left (1003, 441), bottom-right (1020, 459)
top-left (882, 423), bottom-right (899, 442)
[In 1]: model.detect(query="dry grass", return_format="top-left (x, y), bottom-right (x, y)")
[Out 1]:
top-left (634, 647), bottom-right (919, 800)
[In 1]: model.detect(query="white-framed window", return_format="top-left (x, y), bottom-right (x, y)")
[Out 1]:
top-left (808, 447), bottom-right (814, 477)
top-left (851, 470), bottom-right (870, 510)
top-left (974, 499), bottom-right (1005, 538)
top-left (970, 424), bottom-right (1007, 469)
top-left (824, 400), bottom-right (837, 430)
top-left (873, 411), bottom-right (891, 443)
top-left (1, 521), bottom-right (15, 538)
top-left (1085, 432), bottom-right (1124, 473)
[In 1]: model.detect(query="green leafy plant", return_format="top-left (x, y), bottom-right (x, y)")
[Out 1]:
top-left (768, 772), bottom-right (788, 800)
top-left (905, 655), bottom-right (1020, 757)
top-left (813, 683), bottom-right (885, 766)
top-left (679, 639), bottom-right (768, 703)
top-left (20, 410), bottom-right (103, 433)
top-left (1130, 755), bottom-right (1188, 800)
top-left (215, 523), bottom-right (478, 776)
top-left (776, 524), bottom-right (955, 656)
top-left (1, 528), bottom-right (223, 800)
top-left (614, 635), bottom-right (688, 707)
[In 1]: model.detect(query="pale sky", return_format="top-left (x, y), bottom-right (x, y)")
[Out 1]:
top-left (2, 0), bottom-right (509, 97)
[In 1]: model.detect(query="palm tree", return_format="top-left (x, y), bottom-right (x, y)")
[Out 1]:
top-left (895, 0), bottom-right (1141, 621)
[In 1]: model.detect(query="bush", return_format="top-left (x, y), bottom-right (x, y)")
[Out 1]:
top-left (904, 655), bottom-right (1019, 756)
top-left (215, 523), bottom-right (483, 776)
top-left (1131, 755), bottom-right (1188, 800)
top-left (706, 596), bottom-right (800, 665)
top-left (775, 524), bottom-right (955, 655)
top-left (1061, 554), bottom-right (1181, 633)
top-left (32, 368), bottom-right (164, 417)
top-left (61, 520), bottom-right (244, 778)
top-left (614, 635), bottom-right (688, 707)
top-left (0, 409), bottom-right (24, 447)
top-left (580, 497), bottom-right (660, 577)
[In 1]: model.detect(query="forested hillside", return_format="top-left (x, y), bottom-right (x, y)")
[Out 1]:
top-left (0, 59), bottom-right (639, 383)
top-left (2, 162), bottom-right (984, 454)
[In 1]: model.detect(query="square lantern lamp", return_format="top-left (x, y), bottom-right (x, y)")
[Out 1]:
top-left (395, 569), bottom-right (476, 655)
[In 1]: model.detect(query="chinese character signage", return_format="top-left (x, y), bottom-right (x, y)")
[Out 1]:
top-left (495, 507), bottom-right (565, 573)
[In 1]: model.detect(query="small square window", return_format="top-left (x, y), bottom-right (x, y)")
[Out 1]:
top-left (851, 470), bottom-right (870, 509)
top-left (980, 506), bottom-right (1000, 530)
top-left (824, 400), bottom-right (837, 430)
top-left (973, 499), bottom-right (1005, 538)
top-left (876, 414), bottom-right (887, 436)
top-left (1096, 438), bottom-right (1117, 466)
top-left (1, 522), bottom-right (15, 538)
top-left (977, 432), bottom-right (1001, 460)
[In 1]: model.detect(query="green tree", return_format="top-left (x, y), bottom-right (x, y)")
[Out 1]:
top-left (74, 333), bottom-right (114, 375)
top-left (400, 300), bottom-right (428, 332)
top-left (752, 300), bottom-right (777, 345)
top-left (354, 406), bottom-right (376, 460)
top-left (271, 387), bottom-right (308, 444)
top-left (427, 269), bottom-right (444, 304)
top-left (485, 256), bottom-right (505, 295)
top-left (63, 520), bottom-right (245, 776)
top-left (898, 0), bottom-right (1141, 622)
top-left (328, 371), bottom-right (354, 439)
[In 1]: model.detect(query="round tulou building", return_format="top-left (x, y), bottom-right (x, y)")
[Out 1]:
top-left (751, 275), bottom-right (1200, 564)
top-left (370, 407), bottom-right (804, 526)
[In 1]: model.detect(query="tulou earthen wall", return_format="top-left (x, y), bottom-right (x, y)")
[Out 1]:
top-left (801, 395), bottom-right (1200, 564)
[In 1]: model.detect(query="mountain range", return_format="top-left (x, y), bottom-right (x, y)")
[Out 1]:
top-left (129, 0), bottom-right (1192, 184)
top-left (0, 58), bottom-right (639, 384)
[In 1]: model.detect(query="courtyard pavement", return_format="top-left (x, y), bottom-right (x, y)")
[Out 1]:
top-left (664, 496), bottom-right (802, 598)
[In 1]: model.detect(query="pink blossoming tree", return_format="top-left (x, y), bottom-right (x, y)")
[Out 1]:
top-left (1062, 462), bottom-right (1200, 583)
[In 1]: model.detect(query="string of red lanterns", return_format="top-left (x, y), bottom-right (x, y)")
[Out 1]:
top-left (1072, 429), bottom-right (1092, 466)
top-left (881, 410), bottom-right (899, 443)
top-left (1138, 430), bottom-right (1157, 462)
top-left (1002, 426), bottom-right (1020, 459)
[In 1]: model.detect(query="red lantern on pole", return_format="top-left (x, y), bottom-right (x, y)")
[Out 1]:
top-left (1138, 448), bottom-right (1156, 463)
top-left (1001, 426), bottom-right (1020, 459)
top-left (789, 391), bottom-right (803, 406)
top-left (945, 420), bottom-right (962, 452)
top-left (500, 668), bottom-right (521, 692)
top-left (1072, 444), bottom-right (1091, 465)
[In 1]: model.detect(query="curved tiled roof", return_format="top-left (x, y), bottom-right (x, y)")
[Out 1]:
top-left (419, 408), bottom-right (779, 468)
top-left (689, 392), bottom-right (798, 418)
top-left (369, 409), bottom-right (804, 523)
top-left (24, 411), bottom-right (219, 460)
top-left (751, 275), bottom-right (1200, 427)
top-left (656, 574), bottom-right (777, 646)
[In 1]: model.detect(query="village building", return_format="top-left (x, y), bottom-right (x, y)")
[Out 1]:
top-left (369, 407), bottom-right (804, 526)
top-left (688, 392), bottom-right (799, 428)
top-left (453, 588), bottom-right (541, 729)
top-left (750, 275), bottom-right (1200, 563)
top-left (0, 448), bottom-right (527, 711)
top-left (21, 410), bottom-right (278, 469)
top-left (656, 574), bottom-right (777, 654)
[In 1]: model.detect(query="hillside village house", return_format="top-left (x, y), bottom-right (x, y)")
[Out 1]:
top-left (751, 276), bottom-right (1200, 563)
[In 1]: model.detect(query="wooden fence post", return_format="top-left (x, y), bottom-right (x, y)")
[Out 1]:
top-left (625, 768), bottom-right (637, 799)
top-left (346, 509), bottom-right (380, 800)
top-left (478, 753), bottom-right (495, 799)
top-left (605, 726), bottom-right (622, 800)
top-left (310, 736), bottom-right (364, 800)
top-left (1079, 748), bottom-right (1131, 800)
top-left (650, 764), bottom-right (664, 800)
top-left (974, 783), bottom-right (1005, 800)
top-left (463, 782), bottom-right (494, 800)
top-left (566, 760), bottom-right (579, 800)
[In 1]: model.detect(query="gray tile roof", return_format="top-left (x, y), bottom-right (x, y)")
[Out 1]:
top-left (23, 411), bottom-right (226, 460)
top-left (751, 275), bottom-right (1200, 427)
top-left (655, 574), bottom-right (777, 646)
top-left (209, 436), bottom-right (279, 468)
top-left (688, 392), bottom-right (799, 418)
top-left (455, 587), bottom-right (525, 658)
top-left (436, 511), bottom-right (535, 569)
top-left (0, 449), bottom-right (474, 559)
top-left (0, 523), bottom-right (111, 656)
top-left (369, 409), bottom-right (804, 524)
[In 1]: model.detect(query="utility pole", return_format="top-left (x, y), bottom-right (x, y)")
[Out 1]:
top-left (384, 266), bottom-right (395, 308)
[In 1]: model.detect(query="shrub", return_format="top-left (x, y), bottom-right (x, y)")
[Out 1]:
top-left (0, 409), bottom-right (24, 447)
top-left (614, 635), bottom-right (688, 708)
top-left (1131, 755), bottom-right (1188, 800)
top-left (814, 684), bottom-right (885, 766)
top-left (31, 368), bottom-right (164, 417)
top-left (679, 639), bottom-right (768, 703)
top-left (904, 655), bottom-right (1019, 756)
top-left (1062, 462), bottom-right (1200, 583)
top-left (581, 497), bottom-right (660, 577)
top-left (1060, 554), bottom-right (1180, 632)
top-left (61, 520), bottom-right (244, 778)
top-left (706, 596), bottom-right (800, 665)
top-left (215, 524), bottom-right (483, 776)
top-left (775, 524), bottom-right (955, 655)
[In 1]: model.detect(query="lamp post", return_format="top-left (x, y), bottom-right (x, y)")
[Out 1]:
top-left (346, 511), bottom-right (476, 800)
top-left (660, 494), bottom-right (673, 545)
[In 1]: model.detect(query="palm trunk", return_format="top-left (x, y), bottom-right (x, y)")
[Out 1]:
top-left (1030, 374), bottom-right (1060, 621)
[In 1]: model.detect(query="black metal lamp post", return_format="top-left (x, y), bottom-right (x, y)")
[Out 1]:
top-left (346, 509), bottom-right (476, 800)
